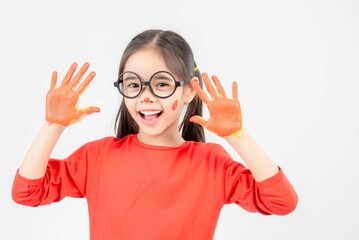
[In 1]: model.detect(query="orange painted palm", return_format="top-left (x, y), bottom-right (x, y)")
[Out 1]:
top-left (190, 73), bottom-right (242, 136)
top-left (46, 62), bottom-right (100, 126)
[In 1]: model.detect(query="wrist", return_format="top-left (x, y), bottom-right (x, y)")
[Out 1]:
top-left (44, 121), bottom-right (66, 133)
top-left (223, 128), bottom-right (248, 141)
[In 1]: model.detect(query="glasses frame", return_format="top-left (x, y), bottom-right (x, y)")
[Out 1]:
top-left (114, 71), bottom-right (185, 99)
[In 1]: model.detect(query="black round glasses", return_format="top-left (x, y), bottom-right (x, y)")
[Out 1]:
top-left (114, 71), bottom-right (185, 99)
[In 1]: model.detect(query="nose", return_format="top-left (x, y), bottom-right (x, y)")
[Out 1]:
top-left (140, 84), bottom-right (155, 103)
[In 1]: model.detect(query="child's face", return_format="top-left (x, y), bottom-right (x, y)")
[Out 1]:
top-left (123, 48), bottom-right (196, 143)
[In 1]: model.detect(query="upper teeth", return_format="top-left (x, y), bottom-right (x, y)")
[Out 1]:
top-left (140, 110), bottom-right (161, 115)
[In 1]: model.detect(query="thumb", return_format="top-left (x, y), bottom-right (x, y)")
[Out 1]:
top-left (189, 115), bottom-right (207, 127)
top-left (67, 107), bottom-right (100, 126)
top-left (79, 106), bottom-right (101, 119)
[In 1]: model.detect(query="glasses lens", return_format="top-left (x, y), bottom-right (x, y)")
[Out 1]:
top-left (151, 72), bottom-right (176, 98)
top-left (119, 72), bottom-right (141, 98)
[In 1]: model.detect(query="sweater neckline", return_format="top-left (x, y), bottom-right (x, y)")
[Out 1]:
top-left (131, 134), bottom-right (191, 150)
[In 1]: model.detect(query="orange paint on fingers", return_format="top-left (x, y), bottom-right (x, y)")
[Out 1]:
top-left (46, 62), bottom-right (99, 126)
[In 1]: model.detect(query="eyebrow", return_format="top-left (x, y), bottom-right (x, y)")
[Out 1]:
top-left (123, 76), bottom-right (138, 81)
top-left (152, 75), bottom-right (172, 80)
top-left (124, 72), bottom-right (174, 80)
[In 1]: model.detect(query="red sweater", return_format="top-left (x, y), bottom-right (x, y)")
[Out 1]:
top-left (12, 134), bottom-right (298, 240)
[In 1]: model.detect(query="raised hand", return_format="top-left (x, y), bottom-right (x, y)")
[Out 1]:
top-left (46, 62), bottom-right (100, 126)
top-left (190, 73), bottom-right (242, 137)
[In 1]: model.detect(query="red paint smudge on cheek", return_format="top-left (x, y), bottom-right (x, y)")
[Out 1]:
top-left (172, 99), bottom-right (179, 111)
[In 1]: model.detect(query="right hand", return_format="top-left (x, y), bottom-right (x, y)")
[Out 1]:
top-left (46, 62), bottom-right (100, 126)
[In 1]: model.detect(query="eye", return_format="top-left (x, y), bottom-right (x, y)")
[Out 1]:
top-left (156, 82), bottom-right (170, 88)
top-left (127, 82), bottom-right (140, 88)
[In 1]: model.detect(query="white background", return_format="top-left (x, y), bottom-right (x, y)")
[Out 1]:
top-left (1, 0), bottom-right (358, 239)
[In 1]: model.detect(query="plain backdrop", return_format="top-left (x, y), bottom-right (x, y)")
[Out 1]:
top-left (1, 0), bottom-right (358, 239)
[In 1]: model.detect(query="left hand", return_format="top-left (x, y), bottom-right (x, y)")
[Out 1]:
top-left (190, 73), bottom-right (242, 137)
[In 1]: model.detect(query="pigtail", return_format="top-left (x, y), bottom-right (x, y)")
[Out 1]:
top-left (115, 100), bottom-right (139, 139)
top-left (180, 62), bottom-right (206, 142)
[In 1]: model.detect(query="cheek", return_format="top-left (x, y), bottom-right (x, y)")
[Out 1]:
top-left (124, 100), bottom-right (136, 116)
top-left (171, 99), bottom-right (179, 111)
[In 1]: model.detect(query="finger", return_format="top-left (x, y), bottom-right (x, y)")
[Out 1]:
top-left (212, 75), bottom-right (227, 98)
top-left (61, 62), bottom-right (78, 86)
top-left (70, 106), bottom-right (100, 125)
top-left (69, 62), bottom-right (90, 88)
top-left (202, 73), bottom-right (218, 99)
top-left (78, 106), bottom-right (100, 121)
top-left (80, 106), bottom-right (101, 115)
top-left (50, 71), bottom-right (57, 89)
top-left (76, 71), bottom-right (96, 94)
top-left (233, 81), bottom-right (238, 100)
top-left (189, 115), bottom-right (208, 127)
top-left (191, 79), bottom-right (210, 104)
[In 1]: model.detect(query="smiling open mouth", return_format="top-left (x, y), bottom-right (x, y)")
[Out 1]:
top-left (139, 110), bottom-right (163, 121)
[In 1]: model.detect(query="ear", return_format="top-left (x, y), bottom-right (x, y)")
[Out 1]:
top-left (184, 77), bottom-right (199, 104)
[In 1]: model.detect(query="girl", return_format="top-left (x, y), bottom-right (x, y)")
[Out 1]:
top-left (12, 29), bottom-right (298, 239)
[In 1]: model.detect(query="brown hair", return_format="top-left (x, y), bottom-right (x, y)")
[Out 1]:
top-left (114, 29), bottom-right (205, 142)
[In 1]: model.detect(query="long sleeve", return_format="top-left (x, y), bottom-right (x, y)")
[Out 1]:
top-left (12, 143), bottom-right (89, 207)
top-left (10, 135), bottom-right (299, 239)
top-left (223, 159), bottom-right (298, 215)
